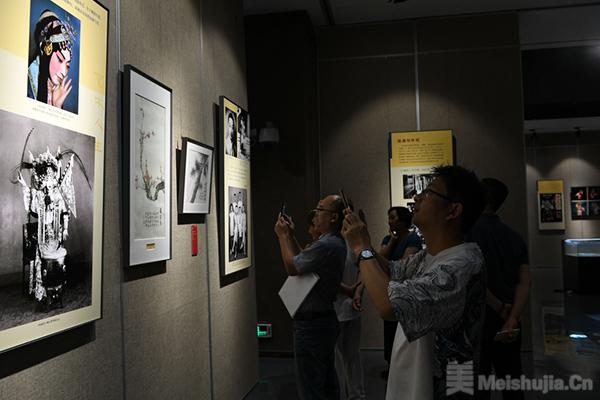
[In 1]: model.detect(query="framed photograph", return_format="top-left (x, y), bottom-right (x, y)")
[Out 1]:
top-left (179, 138), bottom-right (214, 214)
top-left (537, 180), bottom-right (565, 230)
top-left (0, 0), bottom-right (108, 353)
top-left (589, 186), bottom-right (600, 218)
top-left (569, 185), bottom-right (600, 220)
top-left (219, 96), bottom-right (252, 277)
top-left (123, 65), bottom-right (172, 266)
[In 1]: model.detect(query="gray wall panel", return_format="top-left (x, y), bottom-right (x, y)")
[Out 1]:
top-left (419, 47), bottom-right (527, 237)
top-left (319, 22), bottom-right (414, 59)
top-left (417, 13), bottom-right (519, 52)
top-left (319, 55), bottom-right (416, 348)
top-left (120, 0), bottom-right (258, 399)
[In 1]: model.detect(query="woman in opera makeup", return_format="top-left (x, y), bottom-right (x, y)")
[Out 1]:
top-left (28, 10), bottom-right (75, 110)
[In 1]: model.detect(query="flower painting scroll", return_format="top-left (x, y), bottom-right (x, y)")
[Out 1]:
top-left (124, 65), bottom-right (172, 266)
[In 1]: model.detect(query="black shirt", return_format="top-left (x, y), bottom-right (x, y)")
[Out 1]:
top-left (466, 214), bottom-right (529, 303)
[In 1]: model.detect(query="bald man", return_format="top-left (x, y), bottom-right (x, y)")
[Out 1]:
top-left (275, 194), bottom-right (346, 400)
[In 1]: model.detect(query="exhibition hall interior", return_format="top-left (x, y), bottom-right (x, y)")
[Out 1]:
top-left (1, 0), bottom-right (600, 399)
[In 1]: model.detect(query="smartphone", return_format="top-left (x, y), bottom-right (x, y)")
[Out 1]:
top-left (339, 189), bottom-right (350, 210)
top-left (280, 202), bottom-right (288, 218)
top-left (493, 328), bottom-right (520, 342)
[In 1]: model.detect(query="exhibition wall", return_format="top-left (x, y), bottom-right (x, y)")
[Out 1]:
top-left (245, 12), bottom-right (320, 354)
top-left (520, 5), bottom-right (600, 357)
top-left (524, 133), bottom-right (600, 355)
top-left (318, 13), bottom-right (527, 349)
top-left (0, 0), bottom-right (258, 399)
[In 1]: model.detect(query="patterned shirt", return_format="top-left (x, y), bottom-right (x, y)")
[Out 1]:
top-left (386, 243), bottom-right (485, 400)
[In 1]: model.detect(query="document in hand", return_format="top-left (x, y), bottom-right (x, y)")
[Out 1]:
top-left (278, 273), bottom-right (320, 318)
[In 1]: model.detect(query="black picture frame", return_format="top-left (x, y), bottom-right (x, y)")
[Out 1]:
top-left (178, 137), bottom-right (214, 215)
top-left (123, 65), bottom-right (172, 267)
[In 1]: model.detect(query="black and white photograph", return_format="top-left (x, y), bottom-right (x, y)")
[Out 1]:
top-left (0, 110), bottom-right (94, 332)
top-left (219, 96), bottom-right (252, 277)
top-left (228, 186), bottom-right (248, 262)
top-left (124, 65), bottom-right (172, 266)
top-left (403, 173), bottom-right (434, 199)
top-left (225, 109), bottom-right (237, 157)
top-left (179, 138), bottom-right (213, 214)
top-left (237, 110), bottom-right (250, 161)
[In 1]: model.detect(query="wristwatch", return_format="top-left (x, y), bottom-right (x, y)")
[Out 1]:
top-left (357, 248), bottom-right (375, 264)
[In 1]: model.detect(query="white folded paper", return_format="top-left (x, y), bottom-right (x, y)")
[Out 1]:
top-left (278, 273), bottom-right (320, 318)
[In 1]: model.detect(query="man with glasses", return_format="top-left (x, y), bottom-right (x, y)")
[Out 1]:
top-left (275, 194), bottom-right (346, 400)
top-left (342, 165), bottom-right (486, 400)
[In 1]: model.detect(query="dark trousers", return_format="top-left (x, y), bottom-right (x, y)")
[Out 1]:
top-left (383, 319), bottom-right (397, 363)
top-left (480, 305), bottom-right (524, 400)
top-left (293, 311), bottom-right (340, 400)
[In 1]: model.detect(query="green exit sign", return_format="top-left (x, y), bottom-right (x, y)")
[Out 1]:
top-left (257, 323), bottom-right (272, 338)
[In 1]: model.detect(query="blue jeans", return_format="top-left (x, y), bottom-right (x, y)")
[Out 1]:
top-left (293, 311), bottom-right (340, 400)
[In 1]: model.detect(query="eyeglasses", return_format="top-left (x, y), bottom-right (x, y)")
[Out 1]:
top-left (417, 187), bottom-right (460, 203)
top-left (313, 207), bottom-right (337, 214)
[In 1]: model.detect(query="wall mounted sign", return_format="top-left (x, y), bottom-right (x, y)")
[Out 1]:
top-left (389, 130), bottom-right (454, 210)
top-left (0, 0), bottom-right (108, 353)
top-left (537, 180), bottom-right (565, 230)
top-left (123, 65), bottom-right (172, 266)
top-left (219, 96), bottom-right (251, 277)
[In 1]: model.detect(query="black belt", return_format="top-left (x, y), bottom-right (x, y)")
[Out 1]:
top-left (294, 310), bottom-right (335, 321)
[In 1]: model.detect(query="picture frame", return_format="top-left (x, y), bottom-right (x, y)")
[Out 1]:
top-left (219, 96), bottom-right (252, 278)
top-left (0, 0), bottom-right (109, 353)
top-left (179, 138), bottom-right (214, 215)
top-left (537, 180), bottom-right (565, 230)
top-left (570, 185), bottom-right (600, 220)
top-left (123, 65), bottom-right (172, 266)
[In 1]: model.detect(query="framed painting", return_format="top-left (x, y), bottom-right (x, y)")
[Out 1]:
top-left (123, 65), bottom-right (172, 266)
top-left (179, 138), bottom-right (214, 215)
top-left (0, 0), bottom-right (108, 353)
top-left (219, 96), bottom-right (252, 277)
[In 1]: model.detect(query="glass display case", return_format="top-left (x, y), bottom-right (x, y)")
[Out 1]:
top-left (564, 239), bottom-right (600, 257)
top-left (563, 239), bottom-right (600, 293)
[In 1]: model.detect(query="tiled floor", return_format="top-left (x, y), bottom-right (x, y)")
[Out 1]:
top-left (246, 346), bottom-right (600, 399)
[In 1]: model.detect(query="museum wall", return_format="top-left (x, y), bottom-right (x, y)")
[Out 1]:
top-left (524, 133), bottom-right (600, 355)
top-left (1, 0), bottom-right (258, 399)
top-left (0, 0), bottom-right (124, 398)
top-left (317, 13), bottom-right (526, 349)
top-left (519, 4), bottom-right (600, 356)
top-left (119, 0), bottom-right (258, 399)
top-left (245, 12), bottom-right (320, 354)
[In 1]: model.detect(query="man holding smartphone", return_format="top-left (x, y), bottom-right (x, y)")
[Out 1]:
top-left (342, 165), bottom-right (486, 400)
top-left (275, 194), bottom-right (346, 400)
